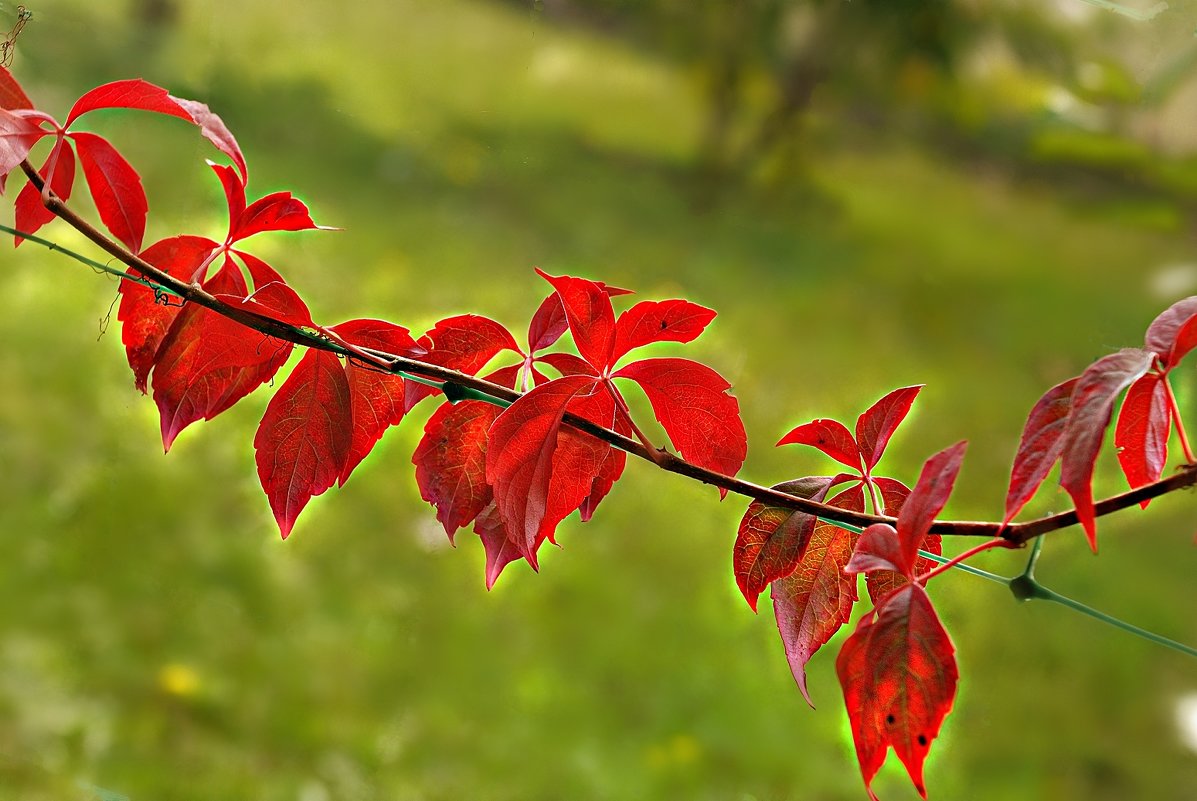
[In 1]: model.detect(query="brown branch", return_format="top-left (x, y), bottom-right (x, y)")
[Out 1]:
top-left (21, 160), bottom-right (1197, 544)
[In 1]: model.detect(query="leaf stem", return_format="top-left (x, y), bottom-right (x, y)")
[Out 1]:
top-left (916, 538), bottom-right (1013, 585)
top-left (1163, 374), bottom-right (1196, 464)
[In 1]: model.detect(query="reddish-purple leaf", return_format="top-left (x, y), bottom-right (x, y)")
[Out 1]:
top-left (613, 357), bottom-right (747, 490)
top-left (610, 299), bottom-right (717, 363)
top-left (168, 95), bottom-right (247, 182)
top-left (1114, 372), bottom-right (1171, 502)
top-left (404, 315), bottom-right (520, 410)
top-left (836, 583), bottom-right (958, 801)
top-left (770, 483), bottom-right (864, 705)
top-left (71, 131), bottom-right (147, 252)
top-left (777, 418), bottom-right (862, 472)
top-left (65, 80), bottom-right (246, 180)
top-left (117, 235), bottom-right (218, 392)
top-left (0, 67), bottom-right (34, 110)
top-left (14, 136), bottom-right (75, 244)
top-left (1003, 377), bottom-right (1078, 525)
top-left (861, 477), bottom-right (942, 602)
top-left (1060, 348), bottom-right (1154, 551)
top-left (149, 259), bottom-right (296, 450)
top-left (846, 523), bottom-right (906, 577)
top-left (733, 477), bottom-right (837, 611)
top-left (331, 318), bottom-right (421, 486)
top-left (856, 385), bottom-right (923, 470)
top-left (537, 269), bottom-right (616, 371)
top-left (484, 375), bottom-right (602, 566)
top-left (0, 106), bottom-right (40, 178)
top-left (893, 441), bottom-right (967, 572)
top-left (1145, 296), bottom-right (1197, 370)
top-left (254, 349), bottom-right (353, 539)
top-left (413, 399), bottom-right (504, 541)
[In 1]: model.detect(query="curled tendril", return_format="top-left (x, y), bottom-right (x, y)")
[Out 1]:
top-left (0, 5), bottom-right (31, 68)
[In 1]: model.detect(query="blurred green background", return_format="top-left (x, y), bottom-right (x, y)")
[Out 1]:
top-left (2, 0), bottom-right (1196, 799)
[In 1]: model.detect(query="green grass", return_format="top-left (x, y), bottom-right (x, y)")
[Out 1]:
top-left (2, 1), bottom-right (1196, 799)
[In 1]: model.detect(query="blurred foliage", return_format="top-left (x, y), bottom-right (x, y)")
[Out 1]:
top-left (1, 0), bottom-right (1196, 800)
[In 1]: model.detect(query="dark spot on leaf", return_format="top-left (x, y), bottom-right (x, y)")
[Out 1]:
top-left (886, 714), bottom-right (895, 725)
top-left (659, 320), bottom-right (668, 330)
top-left (917, 734), bottom-right (927, 747)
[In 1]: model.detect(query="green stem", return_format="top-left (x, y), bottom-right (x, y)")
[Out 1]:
top-left (916, 549), bottom-right (1010, 585)
top-left (0, 222), bottom-right (181, 297)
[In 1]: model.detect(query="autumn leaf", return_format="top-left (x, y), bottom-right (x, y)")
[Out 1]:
top-left (770, 483), bottom-right (864, 705)
top-left (610, 298), bottom-right (716, 362)
top-left (1144, 295), bottom-right (1197, 370)
top-left (484, 374), bottom-right (608, 565)
top-left (1004, 377), bottom-right (1078, 525)
top-left (14, 136), bottom-right (75, 245)
top-left (613, 357), bottom-right (747, 488)
top-left (1059, 348), bottom-right (1154, 551)
top-left (404, 314), bottom-right (520, 410)
top-left (254, 350), bottom-right (353, 539)
top-left (856, 385), bottom-right (923, 471)
top-left (836, 583), bottom-right (958, 801)
top-left (72, 131), bottom-right (148, 252)
top-left (734, 477), bottom-right (838, 611)
top-left (1114, 372), bottom-right (1170, 502)
top-left (777, 419), bottom-right (862, 471)
top-left (117, 235), bottom-right (218, 392)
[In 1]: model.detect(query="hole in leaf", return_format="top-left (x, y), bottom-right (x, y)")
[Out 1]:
top-left (886, 714), bottom-right (895, 725)
top-left (917, 734), bottom-right (928, 747)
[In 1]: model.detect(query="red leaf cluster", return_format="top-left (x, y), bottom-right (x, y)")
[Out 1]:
top-left (1005, 296), bottom-right (1197, 549)
top-left (837, 442), bottom-right (966, 800)
top-left (411, 272), bottom-right (747, 587)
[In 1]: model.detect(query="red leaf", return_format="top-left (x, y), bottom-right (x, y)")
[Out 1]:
top-left (541, 380), bottom-right (617, 544)
top-left (777, 418), bottom-right (862, 472)
top-left (0, 106), bottom-right (40, 178)
top-left (526, 282), bottom-right (631, 355)
top-left (65, 80), bottom-right (246, 180)
top-left (864, 478), bottom-right (941, 602)
top-left (71, 131), bottom-right (148, 252)
top-left (1144, 296), bottom-right (1197, 370)
top-left (413, 399), bottom-right (503, 541)
top-left (536, 269), bottom-right (616, 371)
top-left (613, 357), bottom-right (747, 489)
top-left (233, 190), bottom-right (323, 241)
top-left (846, 523), bottom-right (906, 577)
top-left (836, 583), bottom-right (958, 801)
top-left (254, 349), bottom-right (352, 539)
top-left (14, 136), bottom-right (75, 244)
top-left (404, 315), bottom-right (520, 410)
top-left (66, 79), bottom-right (194, 127)
top-left (117, 235), bottom-right (218, 392)
top-left (331, 319), bottom-right (421, 485)
top-left (610, 299), bottom-right (717, 363)
top-left (484, 375), bottom-right (604, 566)
top-left (733, 477), bottom-right (837, 611)
top-left (770, 483), bottom-right (864, 705)
top-left (1003, 377), bottom-right (1078, 525)
top-left (474, 501), bottom-right (523, 590)
top-left (892, 441), bottom-right (966, 574)
top-left (149, 258), bottom-right (294, 450)
top-left (535, 351), bottom-right (596, 378)
top-left (1114, 372), bottom-right (1171, 502)
top-left (0, 67), bottom-right (34, 110)
top-left (1059, 348), bottom-right (1154, 551)
top-left (856, 385), bottom-right (923, 470)
top-left (209, 161), bottom-right (245, 231)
